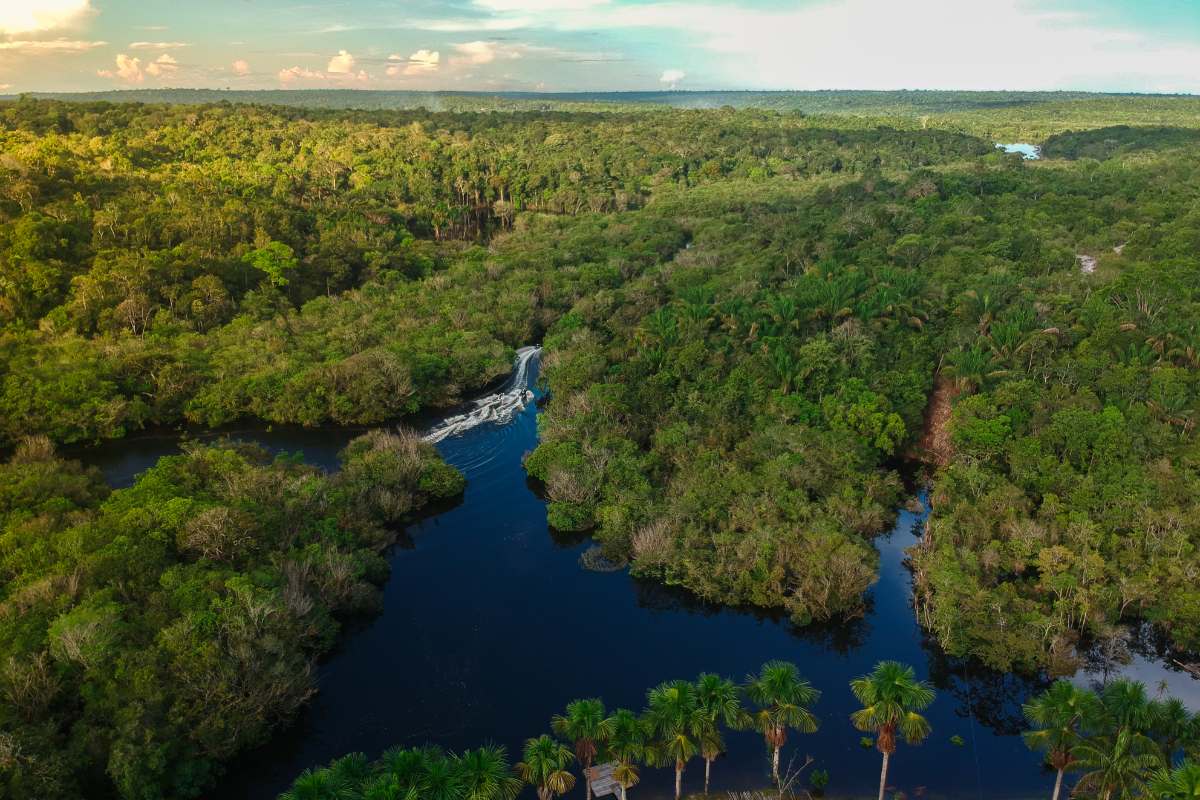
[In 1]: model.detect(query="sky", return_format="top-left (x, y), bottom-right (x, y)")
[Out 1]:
top-left (1, 0), bottom-right (1199, 94)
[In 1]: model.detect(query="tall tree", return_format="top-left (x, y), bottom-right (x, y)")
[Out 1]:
top-left (644, 679), bottom-right (705, 800)
top-left (744, 660), bottom-right (820, 788)
top-left (516, 736), bottom-right (576, 800)
top-left (694, 672), bottom-right (748, 795)
top-left (1022, 680), bottom-right (1101, 800)
top-left (850, 661), bottom-right (935, 800)
top-left (552, 698), bottom-right (613, 800)
top-left (607, 709), bottom-right (648, 800)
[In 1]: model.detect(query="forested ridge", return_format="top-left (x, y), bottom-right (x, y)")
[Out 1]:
top-left (2, 94), bottom-right (1200, 799)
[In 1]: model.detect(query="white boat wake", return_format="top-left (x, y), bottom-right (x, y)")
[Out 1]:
top-left (423, 346), bottom-right (541, 444)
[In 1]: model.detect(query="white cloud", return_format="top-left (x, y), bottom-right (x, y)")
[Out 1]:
top-left (0, 38), bottom-right (105, 53)
top-left (128, 41), bottom-right (189, 50)
top-left (451, 40), bottom-right (524, 66)
top-left (454, 0), bottom-right (1200, 92)
top-left (0, 84), bottom-right (11, 91)
top-left (97, 52), bottom-right (180, 83)
top-left (278, 63), bottom-right (369, 86)
top-left (386, 48), bottom-right (440, 77)
top-left (145, 53), bottom-right (177, 77)
top-left (98, 53), bottom-right (145, 83)
top-left (231, 58), bottom-right (251, 76)
top-left (326, 49), bottom-right (356, 74)
top-left (0, 0), bottom-right (92, 35)
top-left (659, 68), bottom-right (685, 87)
top-left (278, 65), bottom-right (324, 84)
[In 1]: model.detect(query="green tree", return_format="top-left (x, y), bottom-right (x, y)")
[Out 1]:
top-left (516, 735), bottom-right (576, 800)
top-left (244, 240), bottom-right (299, 288)
top-left (1023, 680), bottom-right (1101, 800)
top-left (695, 673), bottom-right (748, 795)
top-left (850, 661), bottom-right (935, 800)
top-left (551, 699), bottom-right (613, 800)
top-left (744, 660), bottom-right (820, 789)
top-left (278, 768), bottom-right (348, 800)
top-left (456, 746), bottom-right (522, 800)
top-left (644, 679), bottom-right (705, 800)
top-left (1147, 698), bottom-right (1195, 764)
top-left (1149, 761), bottom-right (1200, 800)
top-left (1072, 728), bottom-right (1163, 800)
top-left (607, 709), bottom-right (648, 800)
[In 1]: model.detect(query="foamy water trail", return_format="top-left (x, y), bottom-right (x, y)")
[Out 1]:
top-left (423, 347), bottom-right (541, 444)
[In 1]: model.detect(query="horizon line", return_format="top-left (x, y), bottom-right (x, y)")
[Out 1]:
top-left (4, 87), bottom-right (1199, 98)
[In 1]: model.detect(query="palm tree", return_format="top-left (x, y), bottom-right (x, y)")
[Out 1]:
top-left (552, 698), bottom-right (613, 800)
top-left (744, 660), bottom-right (820, 788)
top-left (644, 679), bottom-right (705, 800)
top-left (517, 735), bottom-right (576, 800)
top-left (357, 774), bottom-right (407, 800)
top-left (1148, 698), bottom-right (1196, 763)
top-left (607, 709), bottom-right (648, 800)
top-left (455, 746), bottom-right (523, 800)
top-left (850, 661), bottom-right (935, 800)
top-left (329, 753), bottom-right (372, 790)
top-left (1149, 760), bottom-right (1200, 799)
top-left (695, 673), bottom-right (748, 795)
top-left (1072, 728), bottom-right (1163, 800)
top-left (421, 748), bottom-right (465, 800)
top-left (278, 767), bottom-right (348, 800)
top-left (1102, 679), bottom-right (1154, 733)
top-left (696, 724), bottom-right (724, 798)
top-left (380, 746), bottom-right (428, 795)
top-left (1022, 680), bottom-right (1101, 800)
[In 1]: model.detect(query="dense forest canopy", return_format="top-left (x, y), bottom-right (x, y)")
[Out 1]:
top-left (1, 92), bottom-right (1200, 799)
top-left (0, 431), bottom-right (463, 798)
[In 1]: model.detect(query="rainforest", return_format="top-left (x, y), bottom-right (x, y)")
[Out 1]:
top-left (2, 90), bottom-right (1200, 800)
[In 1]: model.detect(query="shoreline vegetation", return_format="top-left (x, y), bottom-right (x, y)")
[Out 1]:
top-left (0, 432), bottom-right (464, 798)
top-left (2, 91), bottom-right (1200, 799)
top-left (275, 661), bottom-right (1200, 800)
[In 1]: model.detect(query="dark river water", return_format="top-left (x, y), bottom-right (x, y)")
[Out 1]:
top-left (73, 355), bottom-right (1199, 800)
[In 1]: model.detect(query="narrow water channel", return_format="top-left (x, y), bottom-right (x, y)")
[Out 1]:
top-left (74, 354), bottom-right (1199, 800)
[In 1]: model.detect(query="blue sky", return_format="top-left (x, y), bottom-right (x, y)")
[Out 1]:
top-left (2, 0), bottom-right (1199, 93)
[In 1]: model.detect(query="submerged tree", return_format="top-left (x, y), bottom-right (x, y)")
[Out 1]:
top-left (744, 660), bottom-right (820, 789)
top-left (850, 661), bottom-right (935, 800)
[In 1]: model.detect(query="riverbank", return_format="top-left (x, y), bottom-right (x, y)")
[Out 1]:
top-left (60, 351), bottom-right (1200, 800)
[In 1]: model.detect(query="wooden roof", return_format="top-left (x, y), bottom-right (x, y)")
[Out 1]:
top-left (587, 762), bottom-right (620, 798)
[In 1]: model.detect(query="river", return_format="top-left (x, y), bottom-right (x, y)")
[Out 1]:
top-left (72, 352), bottom-right (1199, 800)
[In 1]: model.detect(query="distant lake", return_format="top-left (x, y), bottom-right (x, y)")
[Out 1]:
top-left (996, 142), bottom-right (1041, 159)
top-left (76, 354), bottom-right (1198, 800)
